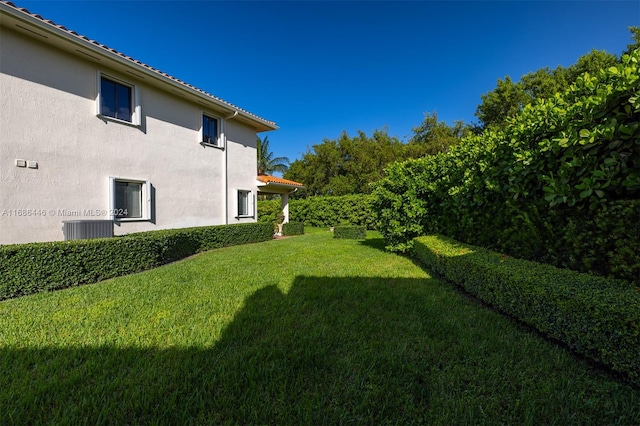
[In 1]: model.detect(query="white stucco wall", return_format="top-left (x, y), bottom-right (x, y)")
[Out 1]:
top-left (0, 26), bottom-right (261, 244)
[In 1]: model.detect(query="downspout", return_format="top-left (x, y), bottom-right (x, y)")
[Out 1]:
top-left (223, 111), bottom-right (238, 224)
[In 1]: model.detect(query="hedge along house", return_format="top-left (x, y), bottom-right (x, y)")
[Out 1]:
top-left (0, 1), bottom-right (278, 245)
top-left (256, 175), bottom-right (304, 225)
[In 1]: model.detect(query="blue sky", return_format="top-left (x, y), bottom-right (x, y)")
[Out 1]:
top-left (17, 1), bottom-right (640, 163)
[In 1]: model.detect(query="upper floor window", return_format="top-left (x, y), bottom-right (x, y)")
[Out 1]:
top-left (101, 77), bottom-right (132, 122)
top-left (96, 72), bottom-right (141, 125)
top-left (201, 114), bottom-right (222, 147)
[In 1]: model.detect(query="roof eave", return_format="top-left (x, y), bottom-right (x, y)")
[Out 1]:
top-left (0, 1), bottom-right (278, 132)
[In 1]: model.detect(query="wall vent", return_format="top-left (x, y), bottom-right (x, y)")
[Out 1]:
top-left (62, 220), bottom-right (114, 240)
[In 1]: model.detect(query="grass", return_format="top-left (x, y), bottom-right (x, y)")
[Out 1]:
top-left (1, 230), bottom-right (639, 424)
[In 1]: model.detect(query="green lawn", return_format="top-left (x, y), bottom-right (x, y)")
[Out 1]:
top-left (1, 230), bottom-right (638, 425)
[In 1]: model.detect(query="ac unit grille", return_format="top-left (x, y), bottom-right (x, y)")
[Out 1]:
top-left (62, 220), bottom-right (114, 240)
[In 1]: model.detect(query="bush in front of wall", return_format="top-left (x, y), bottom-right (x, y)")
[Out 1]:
top-left (0, 222), bottom-right (273, 300)
top-left (257, 199), bottom-right (282, 225)
top-left (282, 222), bottom-right (304, 236)
top-left (412, 234), bottom-right (640, 387)
top-left (333, 225), bottom-right (366, 240)
top-left (258, 194), bottom-right (378, 229)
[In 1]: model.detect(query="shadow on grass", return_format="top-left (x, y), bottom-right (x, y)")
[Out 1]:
top-left (2, 276), bottom-right (639, 424)
top-left (358, 236), bottom-right (387, 251)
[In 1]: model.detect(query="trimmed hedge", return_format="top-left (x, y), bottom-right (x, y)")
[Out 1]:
top-left (0, 223), bottom-right (273, 300)
top-left (282, 222), bottom-right (304, 236)
top-left (413, 234), bottom-right (640, 387)
top-left (333, 225), bottom-right (366, 240)
top-left (258, 194), bottom-right (378, 229)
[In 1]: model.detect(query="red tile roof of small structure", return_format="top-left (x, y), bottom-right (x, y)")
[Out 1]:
top-left (257, 175), bottom-right (304, 187)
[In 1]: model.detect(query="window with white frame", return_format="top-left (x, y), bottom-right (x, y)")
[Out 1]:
top-left (201, 113), bottom-right (222, 147)
top-left (97, 73), bottom-right (140, 125)
top-left (237, 190), bottom-right (254, 218)
top-left (109, 177), bottom-right (151, 220)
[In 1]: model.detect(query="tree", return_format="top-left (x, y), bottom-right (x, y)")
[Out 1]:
top-left (475, 76), bottom-right (531, 130)
top-left (623, 26), bottom-right (640, 55)
top-left (257, 135), bottom-right (290, 175)
top-left (476, 49), bottom-right (617, 129)
top-left (284, 129), bottom-right (406, 197)
top-left (406, 112), bottom-right (471, 157)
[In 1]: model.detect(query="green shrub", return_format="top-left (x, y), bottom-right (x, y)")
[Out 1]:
top-left (412, 234), bottom-right (640, 387)
top-left (0, 223), bottom-right (273, 300)
top-left (282, 222), bottom-right (304, 236)
top-left (258, 194), bottom-right (378, 229)
top-left (373, 49), bottom-right (640, 283)
top-left (257, 199), bottom-right (282, 225)
top-left (333, 225), bottom-right (366, 240)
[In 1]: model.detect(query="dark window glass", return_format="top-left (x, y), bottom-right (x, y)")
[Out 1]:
top-left (101, 77), bottom-right (132, 122)
top-left (203, 115), bottom-right (218, 145)
top-left (100, 78), bottom-right (116, 118)
top-left (115, 181), bottom-right (142, 218)
top-left (238, 191), bottom-right (249, 216)
top-left (116, 83), bottom-right (132, 121)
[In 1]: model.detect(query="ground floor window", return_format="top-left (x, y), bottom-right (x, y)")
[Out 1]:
top-left (110, 177), bottom-right (151, 220)
top-left (237, 190), bottom-right (254, 218)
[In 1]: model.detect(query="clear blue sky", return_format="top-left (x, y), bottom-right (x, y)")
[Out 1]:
top-left (16, 1), bottom-right (640, 163)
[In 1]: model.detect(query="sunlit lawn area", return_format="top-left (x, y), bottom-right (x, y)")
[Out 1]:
top-left (1, 230), bottom-right (638, 424)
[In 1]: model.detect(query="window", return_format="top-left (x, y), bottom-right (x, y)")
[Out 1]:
top-left (109, 177), bottom-right (151, 221)
top-left (237, 190), bottom-right (254, 217)
top-left (97, 73), bottom-right (140, 125)
top-left (115, 181), bottom-right (142, 218)
top-left (201, 114), bottom-right (222, 147)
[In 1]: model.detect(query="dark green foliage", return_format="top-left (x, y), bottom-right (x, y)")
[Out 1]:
top-left (552, 200), bottom-right (640, 280)
top-left (405, 111), bottom-right (472, 156)
top-left (0, 223), bottom-right (273, 300)
top-left (282, 222), bottom-right (304, 236)
top-left (412, 235), bottom-right (640, 387)
top-left (283, 116), bottom-right (473, 199)
top-left (257, 198), bottom-right (282, 225)
top-left (373, 49), bottom-right (640, 283)
top-left (333, 225), bottom-right (366, 240)
top-left (258, 194), bottom-right (378, 229)
top-left (285, 129), bottom-right (406, 197)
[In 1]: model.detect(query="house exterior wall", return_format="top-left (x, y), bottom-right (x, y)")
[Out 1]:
top-left (0, 25), bottom-right (261, 245)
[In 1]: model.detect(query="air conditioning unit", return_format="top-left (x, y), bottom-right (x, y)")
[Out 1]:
top-left (62, 220), bottom-right (114, 240)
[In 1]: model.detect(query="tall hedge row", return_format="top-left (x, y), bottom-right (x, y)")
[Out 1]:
top-left (0, 223), bottom-right (273, 300)
top-left (373, 50), bottom-right (640, 284)
top-left (258, 194), bottom-right (378, 229)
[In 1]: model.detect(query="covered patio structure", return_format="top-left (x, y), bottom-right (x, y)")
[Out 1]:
top-left (256, 175), bottom-right (305, 225)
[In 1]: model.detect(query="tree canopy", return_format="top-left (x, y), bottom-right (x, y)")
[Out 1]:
top-left (284, 114), bottom-right (469, 198)
top-left (284, 129), bottom-right (406, 197)
top-left (475, 49), bottom-right (618, 129)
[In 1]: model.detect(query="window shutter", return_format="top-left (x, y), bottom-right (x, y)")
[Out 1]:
top-left (235, 189), bottom-right (240, 218)
top-left (96, 71), bottom-right (103, 116)
top-left (108, 176), bottom-right (116, 220)
top-left (145, 180), bottom-right (152, 220)
top-left (250, 191), bottom-right (255, 218)
top-left (134, 85), bottom-right (141, 125)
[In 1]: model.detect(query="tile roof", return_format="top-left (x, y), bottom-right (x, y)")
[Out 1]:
top-left (257, 175), bottom-right (304, 187)
top-left (0, 1), bottom-right (277, 130)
